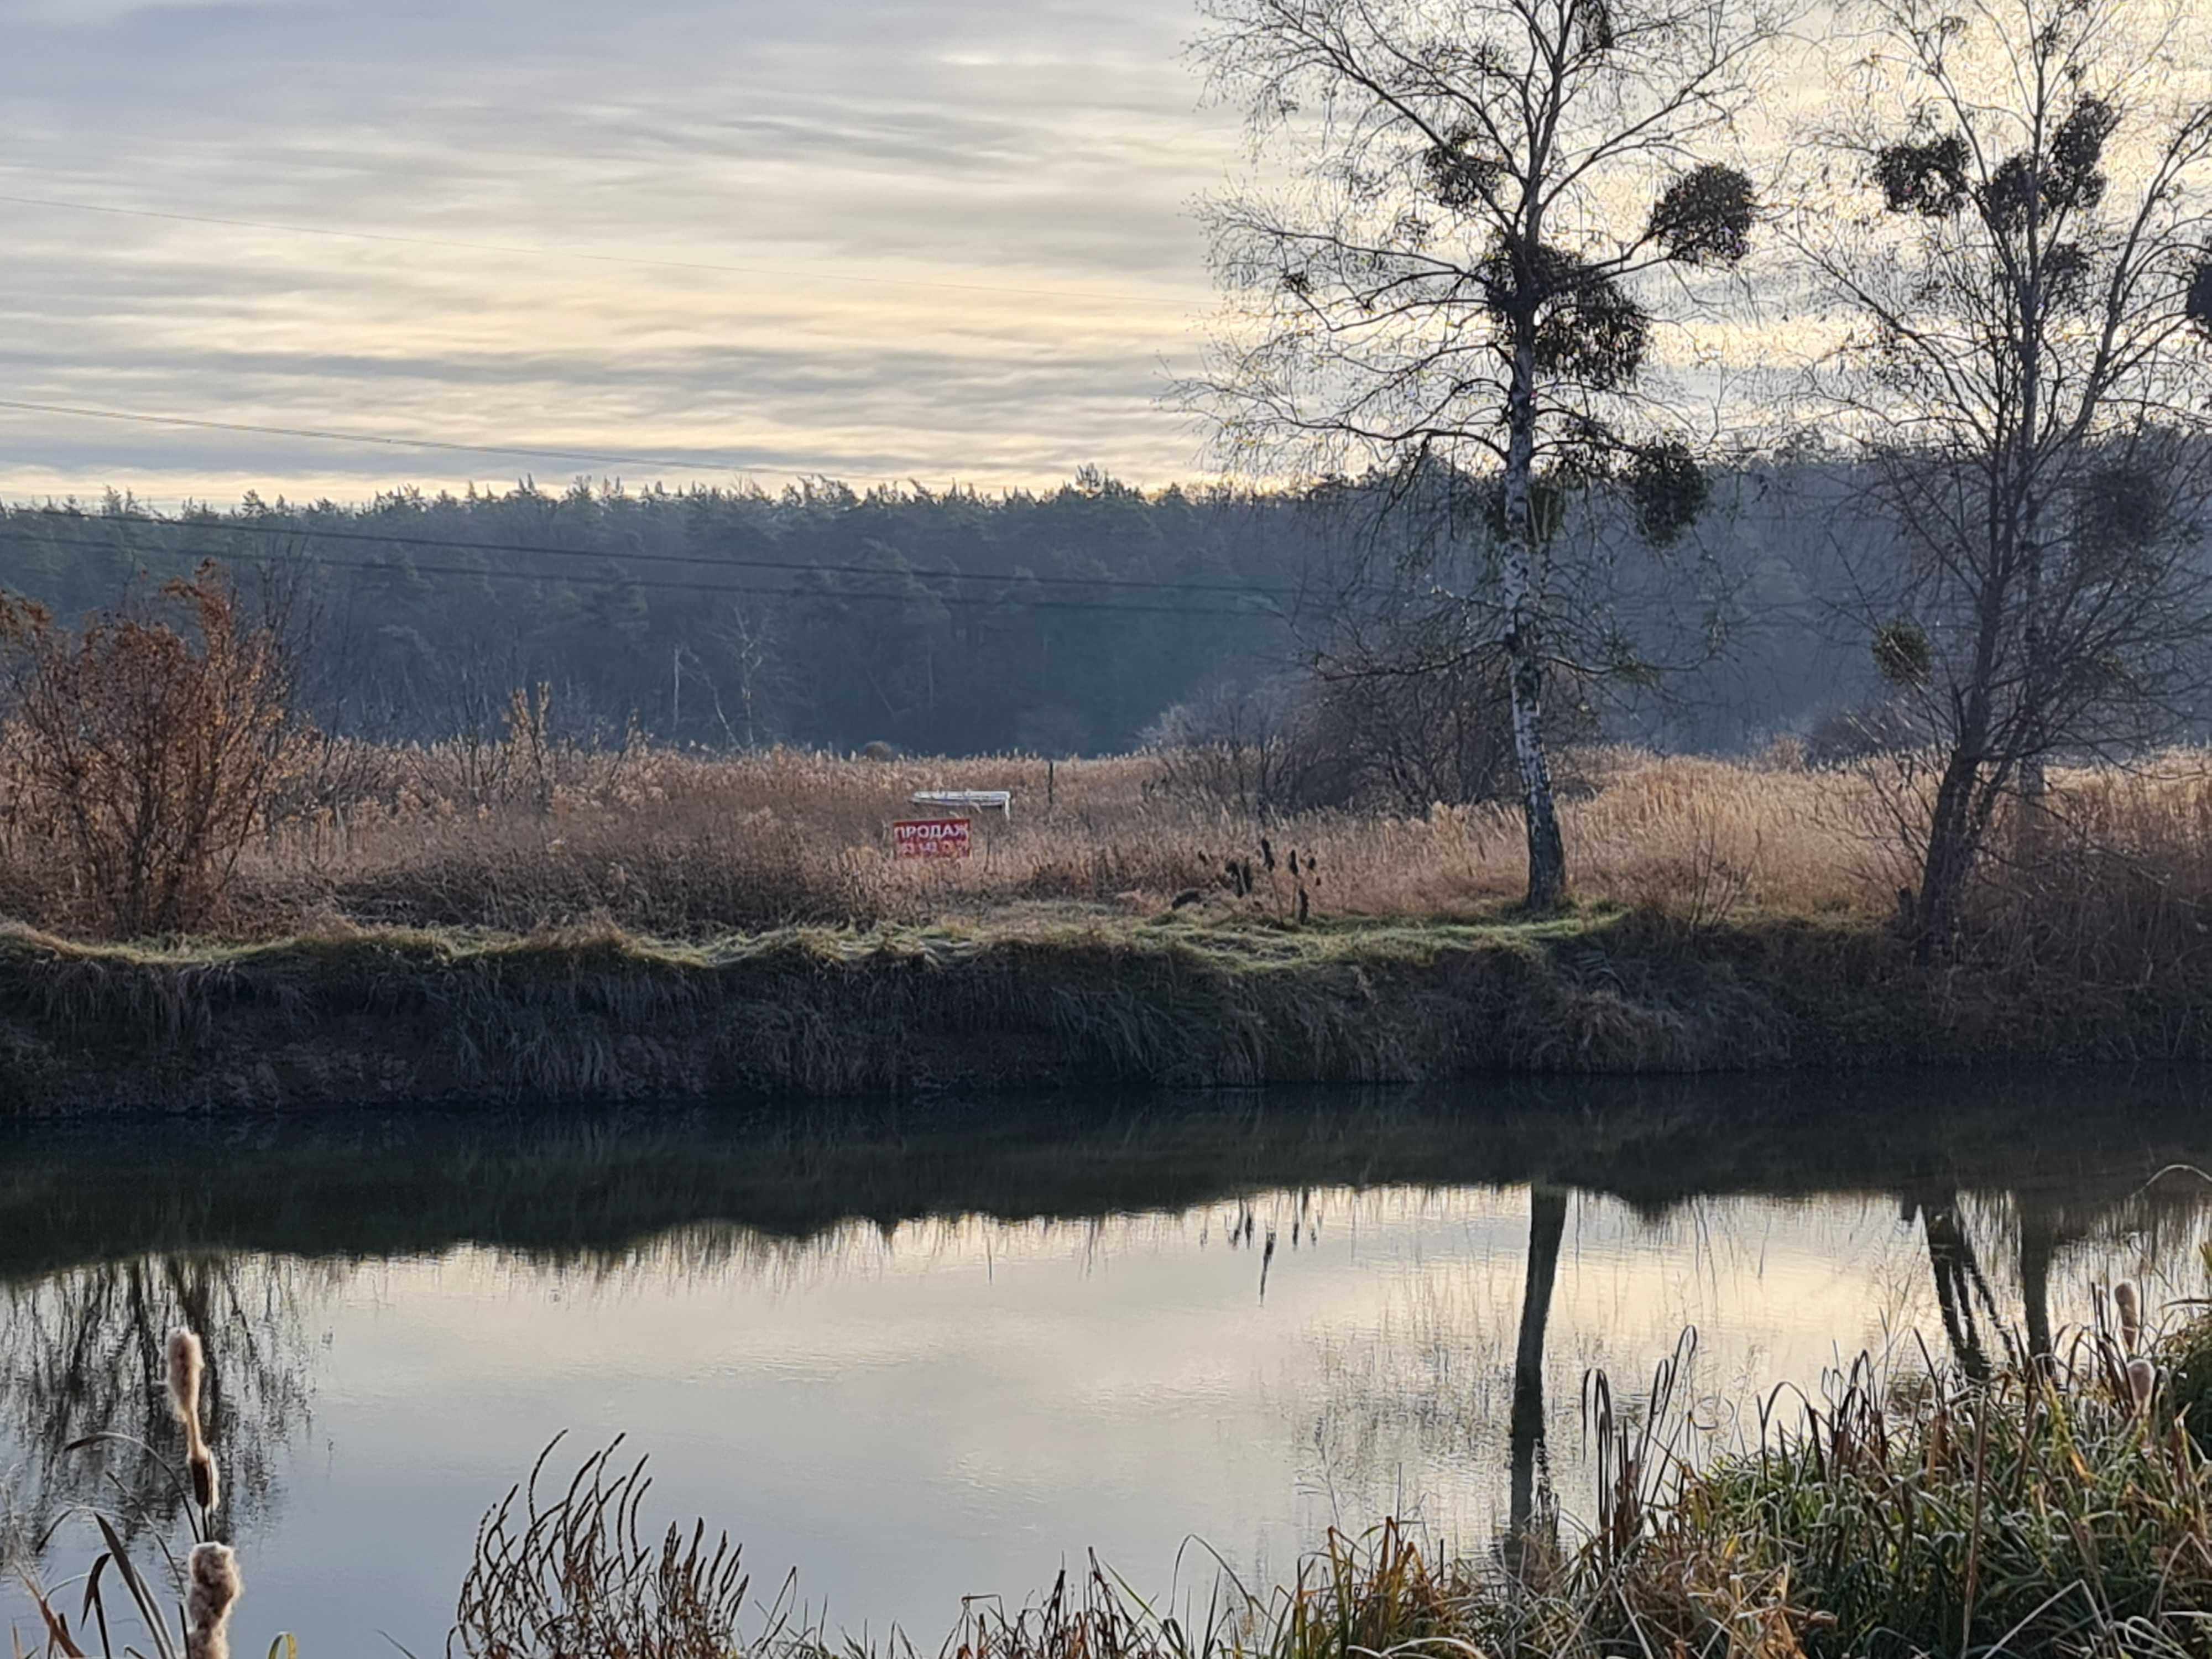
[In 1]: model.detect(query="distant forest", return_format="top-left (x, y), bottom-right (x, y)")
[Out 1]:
top-left (0, 468), bottom-right (1869, 758)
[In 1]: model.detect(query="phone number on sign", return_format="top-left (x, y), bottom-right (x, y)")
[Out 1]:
top-left (891, 819), bottom-right (972, 859)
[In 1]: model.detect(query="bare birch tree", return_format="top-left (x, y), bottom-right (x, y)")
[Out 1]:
top-left (1188, 0), bottom-right (1781, 906)
top-left (1800, 0), bottom-right (2212, 950)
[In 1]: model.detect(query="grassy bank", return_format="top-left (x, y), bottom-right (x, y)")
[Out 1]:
top-left (8, 900), bottom-right (2212, 1109)
top-left (13, 739), bottom-right (2212, 1108)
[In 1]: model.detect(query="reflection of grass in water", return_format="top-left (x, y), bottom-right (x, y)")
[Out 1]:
top-left (1293, 1211), bottom-right (1518, 1530)
top-left (1301, 1311), bottom-right (1506, 1504)
top-left (328, 1182), bottom-right (1471, 1306)
top-left (484, 1202), bottom-right (1295, 1300)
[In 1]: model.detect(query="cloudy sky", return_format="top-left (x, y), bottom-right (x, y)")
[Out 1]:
top-left (1, 0), bottom-right (1243, 504)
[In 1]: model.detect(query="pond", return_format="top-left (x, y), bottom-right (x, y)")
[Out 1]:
top-left (4, 1074), bottom-right (2210, 1652)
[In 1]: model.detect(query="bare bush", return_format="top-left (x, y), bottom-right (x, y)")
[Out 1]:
top-left (0, 564), bottom-right (299, 936)
top-left (1144, 654), bottom-right (1600, 820)
top-left (1143, 679), bottom-right (1342, 818)
top-left (1310, 650), bottom-right (1600, 812)
top-left (1801, 699), bottom-right (1923, 769)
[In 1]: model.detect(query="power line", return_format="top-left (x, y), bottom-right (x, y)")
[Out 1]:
top-left (0, 528), bottom-right (1289, 620)
top-left (0, 399), bottom-right (757, 475)
top-left (0, 191), bottom-right (1196, 311)
top-left (8, 507), bottom-right (1303, 598)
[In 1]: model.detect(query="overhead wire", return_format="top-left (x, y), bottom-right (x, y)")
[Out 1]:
top-left (6, 507), bottom-right (1305, 598)
top-left (0, 527), bottom-right (1292, 620)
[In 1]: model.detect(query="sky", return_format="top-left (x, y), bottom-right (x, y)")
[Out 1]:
top-left (0, 0), bottom-right (1244, 505)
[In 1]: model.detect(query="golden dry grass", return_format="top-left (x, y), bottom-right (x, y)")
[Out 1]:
top-left (283, 740), bottom-right (1896, 930)
top-left (6, 729), bottom-right (2212, 940)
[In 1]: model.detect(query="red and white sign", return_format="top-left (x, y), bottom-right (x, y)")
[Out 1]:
top-left (892, 818), bottom-right (972, 860)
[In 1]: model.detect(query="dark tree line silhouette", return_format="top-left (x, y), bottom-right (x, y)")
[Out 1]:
top-left (0, 467), bottom-right (1866, 765)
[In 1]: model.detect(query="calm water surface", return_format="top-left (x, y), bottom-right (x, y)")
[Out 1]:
top-left (5, 1075), bottom-right (2211, 1653)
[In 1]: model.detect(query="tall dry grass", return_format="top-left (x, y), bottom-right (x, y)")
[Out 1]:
top-left (7, 723), bottom-right (2212, 942)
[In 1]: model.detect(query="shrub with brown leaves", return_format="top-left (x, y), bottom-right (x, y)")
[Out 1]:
top-left (0, 564), bottom-right (299, 936)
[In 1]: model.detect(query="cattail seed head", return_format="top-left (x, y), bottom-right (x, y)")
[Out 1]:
top-left (2128, 1355), bottom-right (2157, 1417)
top-left (166, 1328), bottom-right (220, 1512)
top-left (2116, 1282), bottom-right (2142, 1350)
top-left (189, 1444), bottom-right (220, 1512)
top-left (184, 1542), bottom-right (241, 1659)
top-left (165, 1328), bottom-right (205, 1434)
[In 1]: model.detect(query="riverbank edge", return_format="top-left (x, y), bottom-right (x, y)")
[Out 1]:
top-left (4, 906), bottom-right (2205, 1108)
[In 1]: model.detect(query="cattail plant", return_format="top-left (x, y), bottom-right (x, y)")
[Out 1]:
top-left (2128, 1356), bottom-right (2158, 1420)
top-left (166, 1326), bottom-right (221, 1514)
top-left (184, 1543), bottom-right (243, 1659)
top-left (2116, 1281), bottom-right (2143, 1354)
top-left (22, 1329), bottom-right (276, 1659)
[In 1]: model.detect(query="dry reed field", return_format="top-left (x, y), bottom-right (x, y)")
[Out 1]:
top-left (8, 734), bottom-right (2210, 942)
top-left (15, 727), bottom-right (2212, 1108)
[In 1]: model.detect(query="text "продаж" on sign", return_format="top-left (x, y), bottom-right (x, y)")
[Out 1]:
top-left (891, 818), bottom-right (972, 859)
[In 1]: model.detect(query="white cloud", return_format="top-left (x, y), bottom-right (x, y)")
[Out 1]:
top-left (0, 0), bottom-right (1239, 502)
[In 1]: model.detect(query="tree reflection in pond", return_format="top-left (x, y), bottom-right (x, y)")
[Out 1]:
top-left (0, 1254), bottom-right (324, 1562)
top-left (1507, 1186), bottom-right (1567, 1543)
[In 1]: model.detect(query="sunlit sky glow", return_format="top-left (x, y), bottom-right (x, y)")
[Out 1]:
top-left (1, 0), bottom-right (1244, 504)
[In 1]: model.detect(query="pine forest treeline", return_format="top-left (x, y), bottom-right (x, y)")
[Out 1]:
top-left (0, 474), bottom-right (1302, 757)
top-left (0, 467), bottom-right (1856, 761)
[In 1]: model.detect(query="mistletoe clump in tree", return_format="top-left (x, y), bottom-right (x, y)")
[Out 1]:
top-left (1189, 0), bottom-right (1779, 907)
top-left (1803, 0), bottom-right (2212, 951)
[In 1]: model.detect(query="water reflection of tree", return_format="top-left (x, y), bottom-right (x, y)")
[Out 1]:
top-left (1508, 1188), bottom-right (1566, 1541)
top-left (1283, 1176), bottom-right (2211, 1569)
top-left (1912, 1190), bottom-right (2002, 1381)
top-left (1900, 1182), bottom-right (2212, 1378)
top-left (2018, 1202), bottom-right (2059, 1365)
top-left (0, 1254), bottom-right (323, 1562)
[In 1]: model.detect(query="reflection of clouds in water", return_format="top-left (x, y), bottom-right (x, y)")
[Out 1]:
top-left (1287, 1194), bottom-right (1520, 1537)
top-left (6, 1177), bottom-right (2212, 1642)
